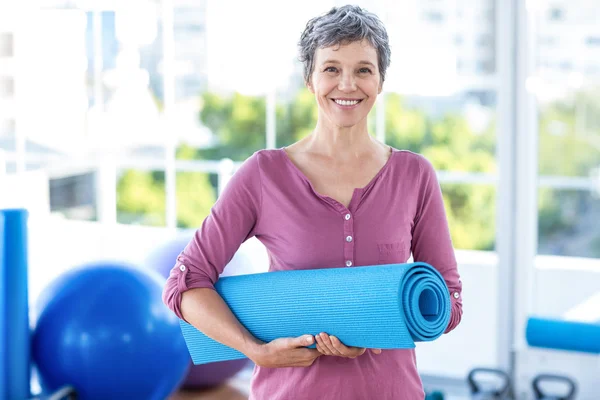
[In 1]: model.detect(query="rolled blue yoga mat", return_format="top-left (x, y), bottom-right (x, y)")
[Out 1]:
top-left (180, 262), bottom-right (451, 365)
top-left (526, 317), bottom-right (600, 354)
top-left (0, 209), bottom-right (30, 400)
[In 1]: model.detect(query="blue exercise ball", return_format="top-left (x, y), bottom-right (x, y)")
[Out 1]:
top-left (32, 262), bottom-right (190, 400)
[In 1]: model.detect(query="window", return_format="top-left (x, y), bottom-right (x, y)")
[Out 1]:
top-left (50, 173), bottom-right (97, 221)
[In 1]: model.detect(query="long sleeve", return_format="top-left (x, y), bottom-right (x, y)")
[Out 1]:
top-left (411, 156), bottom-right (463, 333)
top-left (162, 152), bottom-right (263, 320)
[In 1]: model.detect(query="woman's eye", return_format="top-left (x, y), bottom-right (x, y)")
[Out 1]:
top-left (324, 66), bottom-right (337, 73)
top-left (359, 68), bottom-right (372, 74)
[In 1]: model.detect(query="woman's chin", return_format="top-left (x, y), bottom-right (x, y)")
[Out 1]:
top-left (332, 118), bottom-right (366, 129)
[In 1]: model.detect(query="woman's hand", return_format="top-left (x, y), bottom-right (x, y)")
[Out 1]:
top-left (315, 332), bottom-right (382, 357)
top-left (251, 335), bottom-right (321, 368)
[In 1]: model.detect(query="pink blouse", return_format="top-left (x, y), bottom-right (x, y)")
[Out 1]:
top-left (163, 148), bottom-right (463, 400)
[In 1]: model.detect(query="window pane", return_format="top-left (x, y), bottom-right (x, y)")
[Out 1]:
top-left (117, 169), bottom-right (166, 226)
top-left (441, 183), bottom-right (496, 251)
top-left (50, 172), bottom-right (96, 221)
top-left (538, 89), bottom-right (600, 178)
top-left (384, 92), bottom-right (496, 172)
top-left (536, 2), bottom-right (600, 178)
top-left (116, 167), bottom-right (217, 229)
top-left (535, 1), bottom-right (600, 260)
top-left (538, 188), bottom-right (600, 258)
top-left (173, 3), bottom-right (208, 100)
top-left (276, 88), bottom-right (318, 149)
top-left (176, 171), bottom-right (217, 229)
top-left (195, 92), bottom-right (266, 161)
top-left (93, 7), bottom-right (164, 149)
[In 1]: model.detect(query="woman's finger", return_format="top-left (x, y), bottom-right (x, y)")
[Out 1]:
top-left (315, 333), bottom-right (334, 355)
top-left (319, 333), bottom-right (343, 356)
top-left (330, 336), bottom-right (365, 358)
top-left (315, 340), bottom-right (330, 355)
top-left (371, 348), bottom-right (382, 354)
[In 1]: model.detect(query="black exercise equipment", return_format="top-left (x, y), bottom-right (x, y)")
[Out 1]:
top-left (467, 368), bottom-right (514, 399)
top-left (532, 374), bottom-right (577, 400)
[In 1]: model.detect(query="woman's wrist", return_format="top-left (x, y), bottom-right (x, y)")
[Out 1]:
top-left (243, 337), bottom-right (266, 363)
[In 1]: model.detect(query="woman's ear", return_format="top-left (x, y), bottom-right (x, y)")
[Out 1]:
top-left (306, 73), bottom-right (316, 93)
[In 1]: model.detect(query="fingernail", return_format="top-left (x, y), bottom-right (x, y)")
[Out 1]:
top-left (306, 336), bottom-right (313, 344)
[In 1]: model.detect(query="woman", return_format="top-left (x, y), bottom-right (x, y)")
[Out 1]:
top-left (163, 5), bottom-right (462, 400)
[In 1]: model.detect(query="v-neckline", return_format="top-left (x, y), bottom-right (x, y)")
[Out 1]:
top-left (280, 146), bottom-right (396, 210)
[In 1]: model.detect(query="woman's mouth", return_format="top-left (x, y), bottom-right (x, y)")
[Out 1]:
top-left (332, 99), bottom-right (363, 108)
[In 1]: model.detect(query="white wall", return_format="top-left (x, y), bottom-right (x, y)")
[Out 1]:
top-left (25, 217), bottom-right (269, 318)
top-left (416, 251), bottom-right (499, 379)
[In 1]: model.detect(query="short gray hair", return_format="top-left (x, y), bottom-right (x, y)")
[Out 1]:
top-left (298, 5), bottom-right (391, 85)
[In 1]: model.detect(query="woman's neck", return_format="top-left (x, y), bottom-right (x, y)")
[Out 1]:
top-left (304, 119), bottom-right (382, 162)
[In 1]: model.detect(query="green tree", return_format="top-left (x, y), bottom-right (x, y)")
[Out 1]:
top-left (383, 93), bottom-right (497, 250)
top-left (117, 169), bottom-right (166, 226)
top-left (539, 89), bottom-right (600, 177)
top-left (196, 89), bottom-right (318, 161)
top-left (277, 88), bottom-right (319, 147)
top-left (116, 145), bottom-right (216, 228)
top-left (197, 92), bottom-right (267, 161)
top-left (175, 145), bottom-right (217, 227)
top-left (536, 87), bottom-right (600, 256)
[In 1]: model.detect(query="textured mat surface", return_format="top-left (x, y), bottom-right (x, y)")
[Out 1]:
top-left (181, 262), bottom-right (451, 364)
top-left (526, 317), bottom-right (600, 354)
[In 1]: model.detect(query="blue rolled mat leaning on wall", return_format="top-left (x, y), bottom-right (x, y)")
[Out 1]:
top-left (180, 262), bottom-right (451, 365)
top-left (526, 317), bottom-right (600, 354)
top-left (0, 209), bottom-right (30, 400)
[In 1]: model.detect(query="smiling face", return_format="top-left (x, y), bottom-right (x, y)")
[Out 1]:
top-left (308, 40), bottom-right (382, 129)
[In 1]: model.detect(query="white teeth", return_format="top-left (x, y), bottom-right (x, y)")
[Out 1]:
top-left (334, 99), bottom-right (360, 106)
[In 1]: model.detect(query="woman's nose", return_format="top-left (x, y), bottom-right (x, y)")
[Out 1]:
top-left (338, 73), bottom-right (357, 92)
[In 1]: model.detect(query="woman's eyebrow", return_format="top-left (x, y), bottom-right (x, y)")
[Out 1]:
top-left (358, 61), bottom-right (376, 67)
top-left (321, 59), bottom-right (376, 67)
